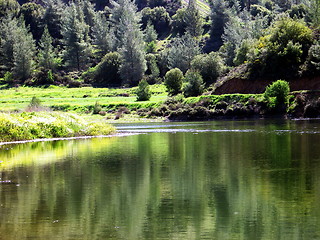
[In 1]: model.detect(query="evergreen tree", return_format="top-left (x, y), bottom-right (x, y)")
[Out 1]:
top-left (146, 53), bottom-right (160, 82)
top-left (110, 0), bottom-right (147, 85)
top-left (0, 15), bottom-right (35, 80)
top-left (184, 0), bottom-right (203, 37)
top-left (144, 21), bottom-right (157, 43)
top-left (144, 21), bottom-right (158, 53)
top-left (92, 12), bottom-right (113, 57)
top-left (119, 26), bottom-right (147, 86)
top-left (109, 0), bottom-right (141, 49)
top-left (207, 0), bottom-right (231, 51)
top-left (167, 32), bottom-right (201, 73)
top-left (61, 2), bottom-right (92, 71)
top-left (136, 79), bottom-right (151, 101)
top-left (38, 26), bottom-right (55, 71)
top-left (0, 15), bottom-right (18, 72)
top-left (308, 0), bottom-right (320, 29)
top-left (183, 70), bottom-right (204, 97)
top-left (79, 0), bottom-right (96, 30)
top-left (164, 68), bottom-right (184, 95)
top-left (12, 17), bottom-right (36, 80)
top-left (43, 0), bottom-right (64, 40)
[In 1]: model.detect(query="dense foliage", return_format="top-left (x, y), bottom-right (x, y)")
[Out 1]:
top-left (0, 0), bottom-right (319, 95)
top-left (264, 79), bottom-right (290, 108)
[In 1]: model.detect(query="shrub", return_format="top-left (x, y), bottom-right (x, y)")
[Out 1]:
top-left (303, 43), bottom-right (320, 74)
top-left (164, 68), bottom-right (184, 95)
top-left (3, 72), bottom-right (13, 83)
top-left (249, 17), bottom-right (314, 78)
top-left (191, 52), bottom-right (224, 85)
top-left (93, 101), bottom-right (102, 114)
top-left (264, 80), bottom-right (290, 108)
top-left (183, 70), bottom-right (204, 97)
top-left (136, 79), bottom-right (151, 101)
top-left (83, 52), bottom-right (121, 87)
top-left (25, 96), bottom-right (49, 112)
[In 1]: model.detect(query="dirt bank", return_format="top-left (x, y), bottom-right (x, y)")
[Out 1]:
top-left (213, 76), bottom-right (320, 94)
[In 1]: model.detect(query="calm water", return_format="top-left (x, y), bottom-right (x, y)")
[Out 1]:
top-left (1, 119), bottom-right (320, 239)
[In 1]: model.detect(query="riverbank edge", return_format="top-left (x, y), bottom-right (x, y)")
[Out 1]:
top-left (0, 132), bottom-right (140, 146)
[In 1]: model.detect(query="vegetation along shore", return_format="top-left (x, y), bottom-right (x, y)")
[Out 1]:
top-left (2, 0), bottom-right (320, 141)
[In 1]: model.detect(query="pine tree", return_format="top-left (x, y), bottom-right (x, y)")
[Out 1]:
top-left (12, 17), bottom-right (36, 80)
top-left (119, 25), bottom-right (147, 86)
top-left (109, 0), bottom-right (141, 49)
top-left (144, 21), bottom-right (157, 43)
top-left (110, 0), bottom-right (146, 85)
top-left (92, 12), bottom-right (113, 57)
top-left (184, 0), bottom-right (203, 37)
top-left (0, 15), bottom-right (18, 72)
top-left (38, 26), bottom-right (55, 71)
top-left (43, 0), bottom-right (64, 40)
top-left (61, 2), bottom-right (92, 71)
top-left (136, 79), bottom-right (151, 101)
top-left (144, 21), bottom-right (158, 53)
top-left (207, 0), bottom-right (231, 51)
top-left (0, 15), bottom-right (35, 80)
top-left (167, 32), bottom-right (201, 73)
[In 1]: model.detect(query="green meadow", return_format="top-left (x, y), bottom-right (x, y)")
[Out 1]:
top-left (0, 84), bottom-right (168, 112)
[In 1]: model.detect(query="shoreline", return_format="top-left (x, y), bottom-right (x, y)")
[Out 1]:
top-left (0, 132), bottom-right (139, 146)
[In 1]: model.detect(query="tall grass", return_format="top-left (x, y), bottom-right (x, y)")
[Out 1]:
top-left (0, 112), bottom-right (116, 142)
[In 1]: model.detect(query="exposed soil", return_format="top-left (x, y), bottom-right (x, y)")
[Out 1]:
top-left (212, 76), bottom-right (320, 94)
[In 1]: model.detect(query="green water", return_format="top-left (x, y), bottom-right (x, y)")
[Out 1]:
top-left (1, 119), bottom-right (320, 239)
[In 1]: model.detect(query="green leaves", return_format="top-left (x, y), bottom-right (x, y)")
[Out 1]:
top-left (136, 79), bottom-right (151, 101)
top-left (264, 80), bottom-right (290, 108)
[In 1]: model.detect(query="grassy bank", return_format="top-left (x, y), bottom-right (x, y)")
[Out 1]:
top-left (0, 85), bottom-right (167, 112)
top-left (0, 112), bottom-right (115, 142)
top-left (0, 83), bottom-right (316, 123)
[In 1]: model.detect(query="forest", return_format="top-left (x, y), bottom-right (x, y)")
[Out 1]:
top-left (1, 0), bottom-right (319, 91)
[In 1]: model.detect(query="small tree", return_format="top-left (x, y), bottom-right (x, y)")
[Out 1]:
top-left (183, 70), bottom-right (204, 97)
top-left (93, 101), bottom-right (102, 114)
top-left (29, 96), bottom-right (41, 108)
top-left (164, 68), bottom-right (184, 95)
top-left (145, 53), bottom-right (160, 83)
top-left (264, 80), bottom-right (290, 108)
top-left (191, 52), bottom-right (224, 85)
top-left (136, 79), bottom-right (151, 101)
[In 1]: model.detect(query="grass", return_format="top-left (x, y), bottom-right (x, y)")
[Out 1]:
top-left (184, 94), bottom-right (264, 105)
top-left (0, 111), bottom-right (116, 142)
top-left (0, 84), bottom-right (168, 112)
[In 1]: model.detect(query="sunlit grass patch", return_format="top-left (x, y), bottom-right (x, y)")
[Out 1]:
top-left (0, 112), bottom-right (116, 142)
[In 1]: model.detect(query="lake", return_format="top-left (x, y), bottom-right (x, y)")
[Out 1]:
top-left (0, 119), bottom-right (320, 239)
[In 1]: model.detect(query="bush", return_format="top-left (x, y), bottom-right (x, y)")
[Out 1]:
top-left (303, 43), bottom-right (320, 74)
top-left (183, 70), bottom-right (204, 97)
top-left (191, 52), bottom-right (224, 85)
top-left (93, 101), bottom-right (102, 114)
top-left (83, 52), bottom-right (121, 87)
top-left (249, 17), bottom-right (314, 78)
top-left (264, 80), bottom-right (290, 108)
top-left (3, 72), bottom-right (13, 83)
top-left (136, 79), bottom-right (151, 101)
top-left (164, 68), bottom-right (184, 95)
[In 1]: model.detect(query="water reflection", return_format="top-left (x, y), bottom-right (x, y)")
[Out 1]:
top-left (0, 120), bottom-right (320, 239)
